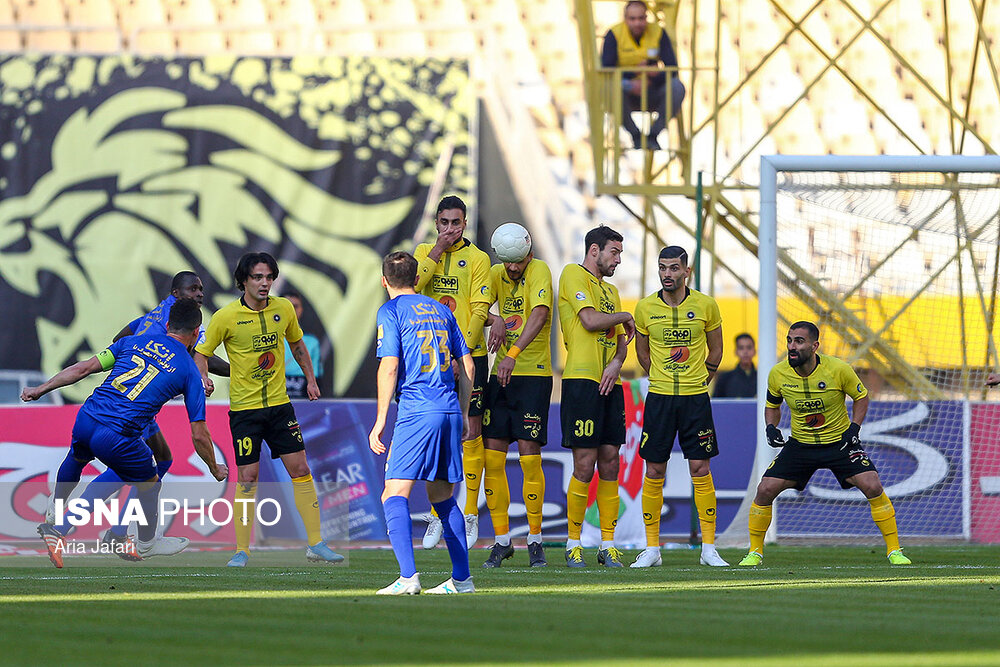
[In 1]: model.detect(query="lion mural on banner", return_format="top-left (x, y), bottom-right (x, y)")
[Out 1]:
top-left (0, 55), bottom-right (472, 400)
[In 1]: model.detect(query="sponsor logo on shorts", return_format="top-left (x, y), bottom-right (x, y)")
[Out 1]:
top-left (523, 413), bottom-right (542, 439)
top-left (287, 419), bottom-right (303, 442)
top-left (252, 332), bottom-right (278, 350)
top-left (698, 429), bottom-right (716, 452)
top-left (847, 447), bottom-right (869, 464)
top-left (432, 275), bottom-right (459, 293)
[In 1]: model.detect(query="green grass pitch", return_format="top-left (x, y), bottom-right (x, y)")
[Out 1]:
top-left (2, 545), bottom-right (999, 666)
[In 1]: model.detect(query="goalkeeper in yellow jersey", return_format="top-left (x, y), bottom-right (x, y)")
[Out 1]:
top-left (474, 225), bottom-right (553, 568)
top-left (739, 321), bottom-right (911, 566)
top-left (633, 246), bottom-right (728, 568)
top-left (414, 195), bottom-right (492, 549)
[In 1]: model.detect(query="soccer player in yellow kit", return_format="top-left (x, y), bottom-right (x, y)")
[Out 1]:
top-left (559, 226), bottom-right (635, 568)
top-left (632, 246), bottom-right (729, 567)
top-left (194, 252), bottom-right (343, 567)
top-left (474, 229), bottom-right (553, 568)
top-left (414, 196), bottom-right (491, 548)
top-left (739, 321), bottom-right (911, 566)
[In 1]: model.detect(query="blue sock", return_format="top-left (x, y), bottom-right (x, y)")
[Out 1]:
top-left (77, 468), bottom-right (127, 536)
top-left (383, 495), bottom-right (416, 578)
top-left (135, 482), bottom-right (161, 543)
top-left (52, 453), bottom-right (87, 536)
top-left (433, 496), bottom-right (470, 582)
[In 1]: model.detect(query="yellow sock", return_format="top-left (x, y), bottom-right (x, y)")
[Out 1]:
top-left (292, 473), bottom-right (322, 545)
top-left (641, 475), bottom-right (664, 548)
top-left (596, 479), bottom-right (620, 541)
top-left (868, 492), bottom-right (901, 554)
top-left (520, 455), bottom-right (544, 535)
top-left (748, 503), bottom-right (772, 555)
top-left (483, 449), bottom-right (510, 536)
top-left (462, 436), bottom-right (484, 515)
top-left (234, 482), bottom-right (256, 554)
top-left (566, 476), bottom-right (589, 541)
top-left (692, 472), bottom-right (718, 545)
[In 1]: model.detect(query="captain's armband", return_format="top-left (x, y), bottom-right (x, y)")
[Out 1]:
top-left (97, 348), bottom-right (116, 371)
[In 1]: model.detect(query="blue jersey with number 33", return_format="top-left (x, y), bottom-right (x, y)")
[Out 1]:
top-left (376, 294), bottom-right (469, 416)
top-left (81, 334), bottom-right (207, 437)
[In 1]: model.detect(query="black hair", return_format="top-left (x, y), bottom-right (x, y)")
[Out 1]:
top-left (788, 321), bottom-right (820, 342)
top-left (658, 245), bottom-right (689, 265)
top-left (170, 271), bottom-right (200, 292)
top-left (234, 252), bottom-right (279, 292)
top-left (735, 332), bottom-right (755, 345)
top-left (167, 297), bottom-right (202, 334)
top-left (584, 225), bottom-right (623, 255)
top-left (383, 251), bottom-right (418, 288)
top-left (436, 195), bottom-right (467, 218)
top-left (282, 290), bottom-right (303, 301)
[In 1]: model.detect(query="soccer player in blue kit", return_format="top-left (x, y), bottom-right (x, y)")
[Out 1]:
top-left (369, 252), bottom-right (476, 595)
top-left (22, 298), bottom-right (228, 567)
top-left (74, 271), bottom-right (229, 557)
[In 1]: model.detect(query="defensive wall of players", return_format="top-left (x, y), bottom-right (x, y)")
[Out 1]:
top-left (3, 396), bottom-right (999, 546)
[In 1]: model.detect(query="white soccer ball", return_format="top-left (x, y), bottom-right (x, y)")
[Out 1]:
top-left (491, 222), bottom-right (532, 262)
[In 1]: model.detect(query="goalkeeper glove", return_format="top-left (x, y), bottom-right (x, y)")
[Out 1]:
top-left (765, 424), bottom-right (785, 448)
top-left (840, 423), bottom-right (861, 450)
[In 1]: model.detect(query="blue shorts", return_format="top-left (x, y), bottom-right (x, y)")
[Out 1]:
top-left (71, 412), bottom-right (157, 483)
top-left (386, 411), bottom-right (463, 483)
top-left (141, 419), bottom-right (161, 442)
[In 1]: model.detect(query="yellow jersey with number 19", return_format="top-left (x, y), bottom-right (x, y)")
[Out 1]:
top-left (558, 263), bottom-right (624, 384)
top-left (195, 296), bottom-right (302, 412)
top-left (487, 259), bottom-right (553, 377)
top-left (635, 287), bottom-right (721, 396)
top-left (765, 354), bottom-right (868, 445)
top-left (414, 239), bottom-right (491, 357)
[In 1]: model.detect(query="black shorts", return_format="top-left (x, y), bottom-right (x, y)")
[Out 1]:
top-left (229, 403), bottom-right (305, 466)
top-left (482, 375), bottom-right (553, 444)
top-left (763, 438), bottom-right (878, 490)
top-left (560, 379), bottom-right (626, 448)
top-left (468, 355), bottom-right (489, 418)
top-left (639, 392), bottom-right (719, 463)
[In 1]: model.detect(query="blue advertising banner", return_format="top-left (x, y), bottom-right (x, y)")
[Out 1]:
top-left (773, 401), bottom-right (966, 539)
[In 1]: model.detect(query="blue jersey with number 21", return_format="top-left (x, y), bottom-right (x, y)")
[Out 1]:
top-left (81, 334), bottom-right (207, 437)
top-left (376, 294), bottom-right (469, 416)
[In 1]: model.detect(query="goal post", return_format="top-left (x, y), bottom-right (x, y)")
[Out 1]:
top-left (718, 154), bottom-right (1000, 548)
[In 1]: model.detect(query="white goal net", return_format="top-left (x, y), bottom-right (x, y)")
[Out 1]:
top-left (720, 155), bottom-right (1000, 546)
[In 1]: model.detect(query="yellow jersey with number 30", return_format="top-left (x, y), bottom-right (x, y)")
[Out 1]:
top-left (558, 263), bottom-right (624, 383)
top-left (635, 287), bottom-right (721, 396)
top-left (196, 296), bottom-right (302, 411)
top-left (414, 239), bottom-right (491, 357)
top-left (487, 259), bottom-right (552, 377)
top-left (766, 354), bottom-right (868, 445)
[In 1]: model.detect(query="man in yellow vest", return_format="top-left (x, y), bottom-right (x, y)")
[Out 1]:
top-left (601, 0), bottom-right (686, 150)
